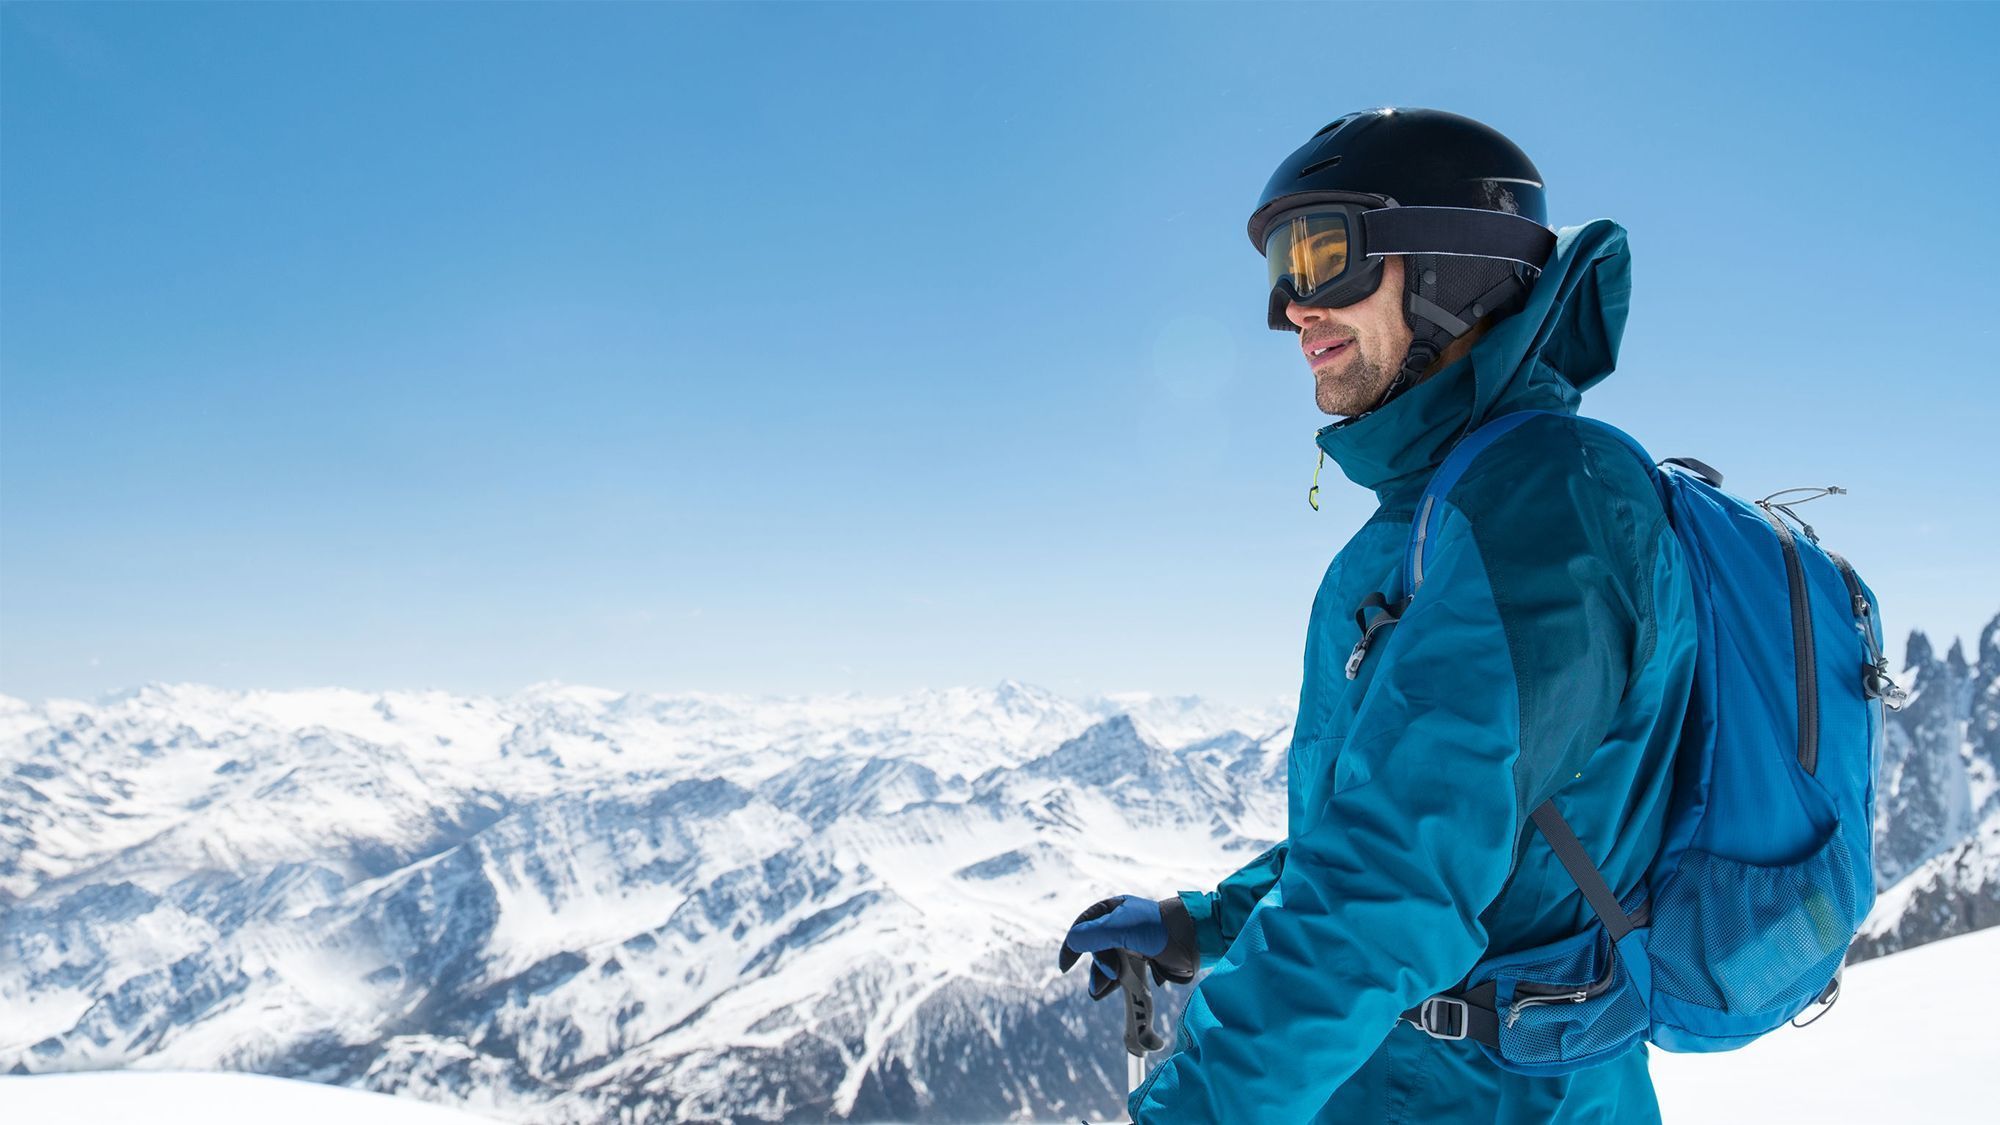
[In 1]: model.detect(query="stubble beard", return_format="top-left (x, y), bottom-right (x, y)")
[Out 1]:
top-left (1314, 342), bottom-right (1398, 418)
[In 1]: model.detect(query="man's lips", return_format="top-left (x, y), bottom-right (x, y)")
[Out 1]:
top-left (1305, 338), bottom-right (1355, 368)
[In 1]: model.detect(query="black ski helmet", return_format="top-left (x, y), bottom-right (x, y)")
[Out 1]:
top-left (1251, 108), bottom-right (1551, 408)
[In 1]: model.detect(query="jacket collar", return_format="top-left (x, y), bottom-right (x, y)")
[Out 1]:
top-left (1313, 219), bottom-right (1634, 509)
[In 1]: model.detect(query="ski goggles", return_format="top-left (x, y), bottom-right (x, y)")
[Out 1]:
top-left (1255, 193), bottom-right (1557, 329)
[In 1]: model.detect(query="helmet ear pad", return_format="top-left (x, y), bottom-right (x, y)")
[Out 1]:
top-left (1388, 252), bottom-right (1532, 395)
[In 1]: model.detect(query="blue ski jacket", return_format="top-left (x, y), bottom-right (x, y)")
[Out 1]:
top-left (1131, 220), bottom-right (1698, 1124)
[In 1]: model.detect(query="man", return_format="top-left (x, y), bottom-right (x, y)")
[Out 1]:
top-left (1060, 108), bottom-right (1697, 1122)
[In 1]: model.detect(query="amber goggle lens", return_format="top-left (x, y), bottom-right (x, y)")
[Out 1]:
top-left (1264, 211), bottom-right (1351, 296)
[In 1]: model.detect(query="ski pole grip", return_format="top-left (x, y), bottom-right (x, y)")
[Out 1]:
top-left (1116, 949), bottom-right (1165, 1056)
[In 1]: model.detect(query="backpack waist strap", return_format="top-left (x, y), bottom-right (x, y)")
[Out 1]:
top-left (1401, 980), bottom-right (1501, 1047)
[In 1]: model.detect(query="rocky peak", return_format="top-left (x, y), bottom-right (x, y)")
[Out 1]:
top-left (1905, 630), bottom-right (1935, 672)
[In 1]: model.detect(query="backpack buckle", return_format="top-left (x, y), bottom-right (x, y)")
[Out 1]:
top-left (1866, 660), bottom-right (1910, 711)
top-left (1413, 996), bottom-right (1469, 1041)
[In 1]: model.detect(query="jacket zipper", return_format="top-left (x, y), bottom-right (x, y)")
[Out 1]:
top-left (1345, 611), bottom-right (1401, 679)
top-left (1756, 503), bottom-right (1819, 775)
top-left (1351, 492), bottom-right (1435, 679)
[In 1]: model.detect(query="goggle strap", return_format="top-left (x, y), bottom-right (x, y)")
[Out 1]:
top-left (1361, 207), bottom-right (1556, 271)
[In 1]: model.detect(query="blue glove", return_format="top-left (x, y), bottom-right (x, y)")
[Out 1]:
top-left (1058, 894), bottom-right (1199, 1000)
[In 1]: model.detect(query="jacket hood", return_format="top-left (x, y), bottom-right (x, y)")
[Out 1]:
top-left (1314, 218), bottom-right (1634, 504)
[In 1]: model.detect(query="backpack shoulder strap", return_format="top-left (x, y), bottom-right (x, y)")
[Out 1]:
top-left (1531, 800), bottom-right (1640, 941)
top-left (1406, 411), bottom-right (1666, 597)
top-left (1403, 409), bottom-right (1650, 940)
top-left (1404, 409), bottom-right (1550, 597)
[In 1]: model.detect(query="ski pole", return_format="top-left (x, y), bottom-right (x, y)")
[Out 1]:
top-left (1115, 948), bottom-right (1164, 1094)
top-left (1078, 949), bottom-right (1167, 1123)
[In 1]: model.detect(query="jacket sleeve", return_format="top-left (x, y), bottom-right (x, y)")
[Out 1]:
top-left (1177, 841), bottom-right (1288, 964)
top-left (1131, 438), bottom-right (1643, 1122)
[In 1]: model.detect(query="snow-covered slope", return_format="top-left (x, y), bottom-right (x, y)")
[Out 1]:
top-left (1652, 925), bottom-right (2000, 1120)
top-left (0, 1070), bottom-right (501, 1123)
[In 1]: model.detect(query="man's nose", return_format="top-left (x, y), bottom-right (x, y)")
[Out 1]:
top-left (1285, 300), bottom-right (1328, 330)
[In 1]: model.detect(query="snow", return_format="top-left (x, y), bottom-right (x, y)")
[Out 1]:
top-left (1651, 925), bottom-right (2000, 1120)
top-left (0, 1071), bottom-right (500, 1123)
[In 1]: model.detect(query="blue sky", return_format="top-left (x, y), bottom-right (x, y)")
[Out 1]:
top-left (3, 1), bottom-right (1995, 705)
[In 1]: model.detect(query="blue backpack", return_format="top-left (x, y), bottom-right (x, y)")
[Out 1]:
top-left (1400, 410), bottom-right (1906, 1075)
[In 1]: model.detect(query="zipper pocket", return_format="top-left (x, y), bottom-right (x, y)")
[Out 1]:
top-left (1506, 954), bottom-right (1620, 1029)
top-left (1756, 503), bottom-right (1820, 774)
top-left (1345, 592), bottom-right (1408, 680)
top-left (1345, 612), bottom-right (1399, 679)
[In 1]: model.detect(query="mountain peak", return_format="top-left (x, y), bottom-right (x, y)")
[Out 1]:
top-left (1024, 713), bottom-right (1171, 789)
top-left (1906, 630), bottom-right (1936, 671)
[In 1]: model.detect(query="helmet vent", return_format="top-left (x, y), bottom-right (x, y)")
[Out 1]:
top-left (1312, 114), bottom-right (1357, 139)
top-left (1297, 155), bottom-right (1342, 178)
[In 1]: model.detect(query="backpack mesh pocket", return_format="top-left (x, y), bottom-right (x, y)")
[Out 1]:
top-left (1649, 825), bottom-right (1861, 1016)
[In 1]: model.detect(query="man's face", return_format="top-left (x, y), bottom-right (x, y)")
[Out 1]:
top-left (1285, 255), bottom-right (1414, 417)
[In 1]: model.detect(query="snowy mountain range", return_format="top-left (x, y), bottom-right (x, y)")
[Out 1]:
top-left (1856, 617), bottom-right (2000, 957)
top-left (2, 614), bottom-right (1995, 1123)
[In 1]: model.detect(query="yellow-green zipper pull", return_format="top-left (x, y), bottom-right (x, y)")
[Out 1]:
top-left (1308, 448), bottom-right (1325, 511)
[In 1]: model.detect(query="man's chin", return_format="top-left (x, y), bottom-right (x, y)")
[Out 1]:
top-left (1314, 376), bottom-right (1376, 418)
